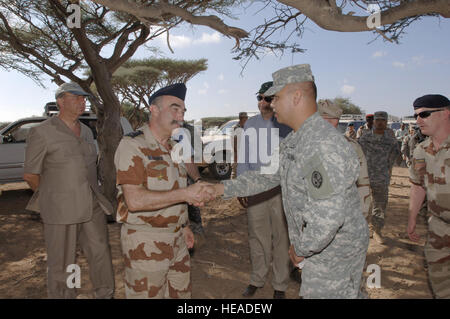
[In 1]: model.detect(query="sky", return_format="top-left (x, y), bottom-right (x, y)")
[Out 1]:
top-left (0, 3), bottom-right (449, 123)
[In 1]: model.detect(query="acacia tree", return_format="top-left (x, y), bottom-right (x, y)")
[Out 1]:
top-left (91, 0), bottom-right (450, 66)
top-left (0, 0), bottom-right (247, 205)
top-left (111, 58), bottom-right (208, 128)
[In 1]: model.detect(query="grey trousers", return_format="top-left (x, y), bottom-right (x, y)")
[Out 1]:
top-left (43, 201), bottom-right (115, 299)
top-left (247, 193), bottom-right (290, 291)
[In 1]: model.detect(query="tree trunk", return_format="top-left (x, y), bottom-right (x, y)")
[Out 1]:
top-left (90, 62), bottom-right (122, 215)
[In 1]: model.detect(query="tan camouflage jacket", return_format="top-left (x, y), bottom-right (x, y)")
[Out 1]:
top-left (344, 136), bottom-right (372, 219)
top-left (114, 124), bottom-right (188, 228)
top-left (410, 135), bottom-right (450, 223)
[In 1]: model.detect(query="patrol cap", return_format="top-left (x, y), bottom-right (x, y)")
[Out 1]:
top-left (317, 99), bottom-right (343, 119)
top-left (239, 112), bottom-right (248, 118)
top-left (264, 64), bottom-right (315, 96)
top-left (374, 111), bottom-right (388, 120)
top-left (55, 82), bottom-right (90, 99)
top-left (413, 94), bottom-right (450, 109)
top-left (257, 81), bottom-right (273, 94)
top-left (148, 83), bottom-right (187, 106)
top-left (348, 123), bottom-right (354, 126)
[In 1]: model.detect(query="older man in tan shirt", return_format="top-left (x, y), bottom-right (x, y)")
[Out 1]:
top-left (24, 82), bottom-right (115, 299)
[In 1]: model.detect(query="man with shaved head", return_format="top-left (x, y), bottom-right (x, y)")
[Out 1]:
top-left (205, 64), bottom-right (369, 298)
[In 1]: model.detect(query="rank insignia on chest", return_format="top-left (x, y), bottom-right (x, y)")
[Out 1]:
top-left (311, 171), bottom-right (323, 188)
top-left (148, 155), bottom-right (163, 161)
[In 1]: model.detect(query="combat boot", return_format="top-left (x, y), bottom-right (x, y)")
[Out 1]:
top-left (372, 228), bottom-right (385, 244)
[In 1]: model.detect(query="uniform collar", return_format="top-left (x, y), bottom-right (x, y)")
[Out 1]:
top-left (142, 124), bottom-right (172, 152)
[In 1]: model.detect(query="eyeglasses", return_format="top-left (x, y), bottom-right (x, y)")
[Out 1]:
top-left (413, 109), bottom-right (443, 119)
top-left (257, 95), bottom-right (273, 103)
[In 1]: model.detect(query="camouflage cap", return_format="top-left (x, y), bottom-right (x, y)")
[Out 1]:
top-left (264, 64), bottom-right (315, 96)
top-left (55, 82), bottom-right (90, 99)
top-left (374, 111), bottom-right (388, 120)
top-left (239, 112), bottom-right (248, 118)
top-left (317, 99), bottom-right (343, 119)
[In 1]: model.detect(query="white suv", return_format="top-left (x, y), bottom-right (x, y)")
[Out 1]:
top-left (0, 102), bottom-right (132, 184)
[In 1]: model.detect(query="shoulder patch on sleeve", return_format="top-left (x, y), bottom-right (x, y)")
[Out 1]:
top-left (305, 154), bottom-right (334, 200)
top-left (125, 130), bottom-right (144, 138)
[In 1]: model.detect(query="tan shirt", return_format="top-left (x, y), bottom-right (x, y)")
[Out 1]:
top-left (410, 135), bottom-right (450, 223)
top-left (114, 124), bottom-right (188, 229)
top-left (24, 116), bottom-right (113, 224)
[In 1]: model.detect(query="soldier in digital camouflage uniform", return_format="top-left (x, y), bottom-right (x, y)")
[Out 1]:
top-left (317, 99), bottom-right (372, 220)
top-left (114, 83), bottom-right (212, 299)
top-left (359, 111), bottom-right (401, 243)
top-left (407, 94), bottom-right (450, 299)
top-left (209, 64), bottom-right (369, 298)
top-left (401, 126), bottom-right (416, 167)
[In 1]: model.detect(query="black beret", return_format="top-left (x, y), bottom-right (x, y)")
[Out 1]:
top-left (148, 83), bottom-right (187, 105)
top-left (413, 94), bottom-right (450, 109)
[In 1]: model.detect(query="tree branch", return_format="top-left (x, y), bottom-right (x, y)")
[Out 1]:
top-left (278, 0), bottom-right (450, 32)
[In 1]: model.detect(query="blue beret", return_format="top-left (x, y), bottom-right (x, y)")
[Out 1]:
top-left (148, 83), bottom-right (187, 105)
top-left (413, 94), bottom-right (450, 109)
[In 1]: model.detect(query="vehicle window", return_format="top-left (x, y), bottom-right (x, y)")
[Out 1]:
top-left (6, 121), bottom-right (42, 143)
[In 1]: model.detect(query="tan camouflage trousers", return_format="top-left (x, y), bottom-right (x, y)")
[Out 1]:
top-left (424, 216), bottom-right (450, 299)
top-left (121, 224), bottom-right (191, 299)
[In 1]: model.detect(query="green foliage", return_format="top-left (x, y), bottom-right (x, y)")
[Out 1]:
top-left (121, 102), bottom-right (149, 130)
top-left (111, 57), bottom-right (207, 110)
top-left (330, 97), bottom-right (363, 114)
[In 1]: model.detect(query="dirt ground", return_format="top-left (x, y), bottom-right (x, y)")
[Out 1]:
top-left (0, 167), bottom-right (433, 299)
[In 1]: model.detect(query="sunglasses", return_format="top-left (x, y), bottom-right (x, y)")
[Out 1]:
top-left (257, 95), bottom-right (273, 103)
top-left (413, 109), bottom-right (443, 119)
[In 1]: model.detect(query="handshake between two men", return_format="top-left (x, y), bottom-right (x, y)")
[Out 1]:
top-left (183, 182), bottom-right (224, 207)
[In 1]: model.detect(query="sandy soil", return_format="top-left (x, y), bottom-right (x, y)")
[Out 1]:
top-left (0, 167), bottom-right (432, 299)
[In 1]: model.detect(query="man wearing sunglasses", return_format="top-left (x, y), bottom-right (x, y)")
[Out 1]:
top-left (359, 111), bottom-right (401, 244)
top-left (236, 81), bottom-right (292, 299)
top-left (407, 94), bottom-right (450, 299)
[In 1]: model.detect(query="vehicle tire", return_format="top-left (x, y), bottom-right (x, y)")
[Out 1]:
top-left (209, 162), bottom-right (232, 180)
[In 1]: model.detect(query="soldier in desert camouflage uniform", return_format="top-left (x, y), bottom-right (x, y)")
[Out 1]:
top-left (114, 83), bottom-right (212, 299)
top-left (407, 94), bottom-right (450, 299)
top-left (207, 64), bottom-right (369, 299)
top-left (318, 99), bottom-right (372, 220)
top-left (359, 111), bottom-right (401, 243)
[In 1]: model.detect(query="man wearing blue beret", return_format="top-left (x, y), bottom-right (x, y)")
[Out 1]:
top-left (114, 83), bottom-right (213, 299)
